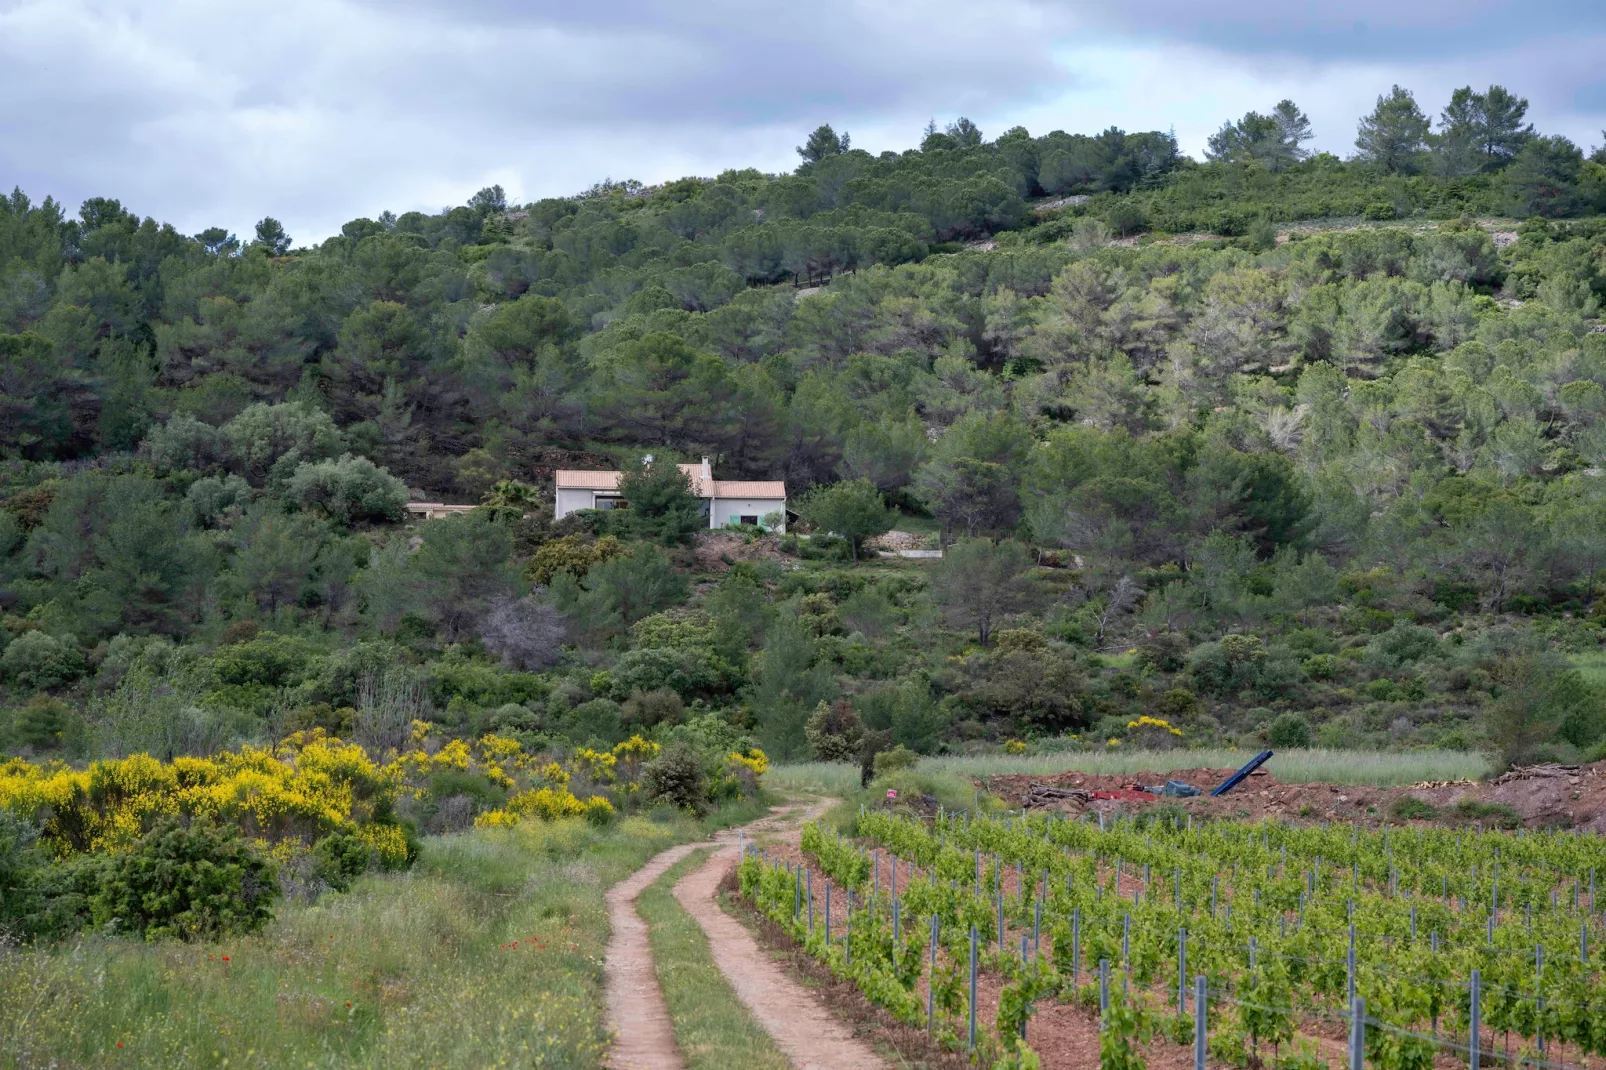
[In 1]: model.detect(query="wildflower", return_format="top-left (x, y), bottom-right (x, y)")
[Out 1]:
top-left (222, 955), bottom-right (230, 962)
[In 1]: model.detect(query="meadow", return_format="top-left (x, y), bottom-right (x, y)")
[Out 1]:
top-left (0, 802), bottom-right (765, 1070)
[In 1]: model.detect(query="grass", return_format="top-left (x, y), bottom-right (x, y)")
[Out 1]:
top-left (637, 848), bottom-right (791, 1070)
top-left (1571, 650), bottom-right (1606, 689)
top-left (0, 799), bottom-right (767, 1069)
top-left (772, 748), bottom-right (1491, 794)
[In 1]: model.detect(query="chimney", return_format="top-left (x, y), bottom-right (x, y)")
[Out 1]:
top-left (701, 456), bottom-right (712, 481)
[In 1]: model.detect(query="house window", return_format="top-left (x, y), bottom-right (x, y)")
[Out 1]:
top-left (740, 514), bottom-right (758, 526)
top-left (596, 497), bottom-right (627, 510)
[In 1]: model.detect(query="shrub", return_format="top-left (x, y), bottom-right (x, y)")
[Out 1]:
top-left (13, 696), bottom-right (74, 750)
top-left (0, 632), bottom-right (86, 691)
top-left (1448, 800), bottom-right (1522, 830)
top-left (525, 534), bottom-right (625, 585)
top-left (1363, 202), bottom-right (1397, 220)
top-left (1389, 796), bottom-right (1438, 822)
top-left (1266, 712), bottom-right (1312, 749)
top-left (872, 744), bottom-right (920, 777)
top-left (609, 645), bottom-right (730, 701)
top-left (312, 831), bottom-right (374, 892)
top-left (286, 454), bottom-right (408, 524)
top-left (92, 818), bottom-right (279, 940)
top-left (805, 699), bottom-right (864, 761)
top-left (642, 743), bottom-right (709, 812)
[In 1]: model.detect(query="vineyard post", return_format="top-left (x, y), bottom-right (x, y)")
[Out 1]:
top-left (794, 865), bottom-right (800, 919)
top-left (1021, 933), bottom-right (1028, 968)
top-left (1410, 905), bottom-right (1416, 940)
top-left (1348, 996), bottom-right (1365, 1070)
top-left (1073, 908), bottom-right (1082, 985)
top-left (846, 897), bottom-right (852, 967)
top-left (968, 925), bottom-right (978, 1052)
top-left (825, 880), bottom-right (831, 945)
top-left (997, 884), bottom-right (1005, 953)
top-left (892, 855), bottom-right (898, 898)
top-left (1535, 943), bottom-right (1544, 1059)
top-left (1123, 913), bottom-right (1131, 973)
top-left (873, 850), bottom-right (878, 899)
top-left (927, 915), bottom-right (937, 1034)
top-left (1486, 914), bottom-right (1494, 946)
top-left (1100, 958), bottom-right (1110, 1019)
top-left (1469, 969), bottom-right (1481, 1070)
top-left (1194, 975), bottom-right (1207, 1070)
top-left (807, 870), bottom-right (814, 933)
top-left (1581, 921), bottom-right (1588, 963)
top-left (894, 895), bottom-right (900, 944)
top-left (1211, 876), bottom-right (1218, 919)
top-left (738, 829), bottom-right (743, 858)
top-left (1347, 923), bottom-right (1356, 1009)
top-left (1033, 894), bottom-right (1042, 958)
top-left (1178, 927), bottom-right (1187, 1013)
top-left (1175, 868), bottom-right (1182, 910)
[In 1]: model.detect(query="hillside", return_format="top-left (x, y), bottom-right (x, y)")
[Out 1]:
top-left (2, 104), bottom-right (1606, 780)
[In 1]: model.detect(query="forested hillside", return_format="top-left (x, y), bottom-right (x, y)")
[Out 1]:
top-left (4, 86), bottom-right (1606, 774)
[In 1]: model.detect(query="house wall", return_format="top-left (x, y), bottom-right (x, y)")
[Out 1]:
top-left (710, 498), bottom-right (786, 531)
top-left (555, 488), bottom-right (596, 519)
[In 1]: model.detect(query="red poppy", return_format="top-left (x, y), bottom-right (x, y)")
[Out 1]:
top-left (116, 1042), bottom-right (123, 1049)
top-left (222, 955), bottom-right (230, 962)
top-left (345, 1002), bottom-right (352, 1008)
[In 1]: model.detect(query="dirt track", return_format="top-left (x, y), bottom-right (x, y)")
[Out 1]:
top-left (604, 799), bottom-right (887, 1070)
top-left (674, 803), bottom-right (888, 1070)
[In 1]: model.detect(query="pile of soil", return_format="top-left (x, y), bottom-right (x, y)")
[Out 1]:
top-left (690, 531), bottom-right (794, 571)
top-left (981, 761), bottom-right (1606, 831)
top-left (867, 530), bottom-right (928, 551)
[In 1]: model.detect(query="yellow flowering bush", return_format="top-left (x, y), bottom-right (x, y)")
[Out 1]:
top-left (1003, 739), bottom-right (1028, 754)
top-left (726, 748), bottom-right (769, 776)
top-left (570, 747), bottom-right (617, 783)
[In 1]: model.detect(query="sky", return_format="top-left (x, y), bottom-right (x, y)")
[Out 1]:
top-left (2, 0), bottom-right (1604, 245)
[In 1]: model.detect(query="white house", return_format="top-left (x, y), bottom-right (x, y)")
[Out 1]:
top-left (554, 457), bottom-right (786, 531)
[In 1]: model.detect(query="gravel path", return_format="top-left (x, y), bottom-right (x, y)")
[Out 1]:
top-left (673, 804), bottom-right (890, 1070)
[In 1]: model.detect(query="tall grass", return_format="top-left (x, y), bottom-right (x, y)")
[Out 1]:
top-left (772, 748), bottom-right (1490, 794)
top-left (0, 803), bottom-right (760, 1069)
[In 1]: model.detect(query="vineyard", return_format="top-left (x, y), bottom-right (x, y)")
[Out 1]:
top-left (738, 804), bottom-right (1606, 1069)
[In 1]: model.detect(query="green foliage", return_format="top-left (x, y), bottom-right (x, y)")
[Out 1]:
top-left (605, 458), bottom-right (707, 545)
top-left (642, 742), bottom-right (710, 812)
top-left (91, 819), bottom-right (278, 940)
top-left (795, 479), bottom-right (895, 561)
top-left (1, 632), bottom-right (85, 691)
top-left (1265, 712), bottom-right (1312, 749)
top-left (285, 454), bottom-right (408, 524)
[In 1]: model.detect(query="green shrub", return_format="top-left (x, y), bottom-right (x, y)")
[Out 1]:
top-left (1389, 796), bottom-right (1438, 821)
top-left (1448, 800), bottom-right (1522, 830)
top-left (1266, 713), bottom-right (1313, 749)
top-left (643, 743), bottom-right (709, 812)
top-left (13, 696), bottom-right (74, 750)
top-left (91, 819), bottom-right (279, 940)
top-left (872, 744), bottom-right (920, 777)
top-left (1363, 202), bottom-right (1397, 220)
top-left (312, 831), bottom-right (374, 892)
top-left (286, 454), bottom-right (408, 524)
top-left (0, 632), bottom-right (85, 691)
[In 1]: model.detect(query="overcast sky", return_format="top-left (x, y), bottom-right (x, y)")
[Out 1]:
top-left (2, 0), bottom-right (1603, 244)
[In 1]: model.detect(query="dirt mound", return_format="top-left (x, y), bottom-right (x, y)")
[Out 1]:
top-left (981, 761), bottom-right (1606, 830)
top-left (690, 531), bottom-right (793, 571)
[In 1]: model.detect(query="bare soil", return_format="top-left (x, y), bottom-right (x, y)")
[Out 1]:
top-left (690, 531), bottom-right (793, 572)
top-left (979, 761), bottom-right (1606, 831)
top-left (674, 802), bottom-right (890, 1070)
top-left (604, 843), bottom-right (703, 1070)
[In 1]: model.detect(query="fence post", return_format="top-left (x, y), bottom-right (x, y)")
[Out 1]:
top-left (1469, 969), bottom-right (1481, 1070)
top-left (1072, 908), bottom-right (1082, 986)
top-left (1347, 923), bottom-right (1357, 1010)
top-left (1348, 996), bottom-right (1365, 1070)
top-left (1179, 928), bottom-right (1188, 1013)
top-left (1194, 974), bottom-right (1207, 1070)
top-left (968, 925), bottom-right (978, 1052)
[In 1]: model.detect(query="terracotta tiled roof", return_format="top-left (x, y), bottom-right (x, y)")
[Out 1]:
top-left (554, 470), bottom-right (622, 489)
top-left (553, 469), bottom-right (785, 499)
top-left (709, 481), bottom-right (787, 498)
